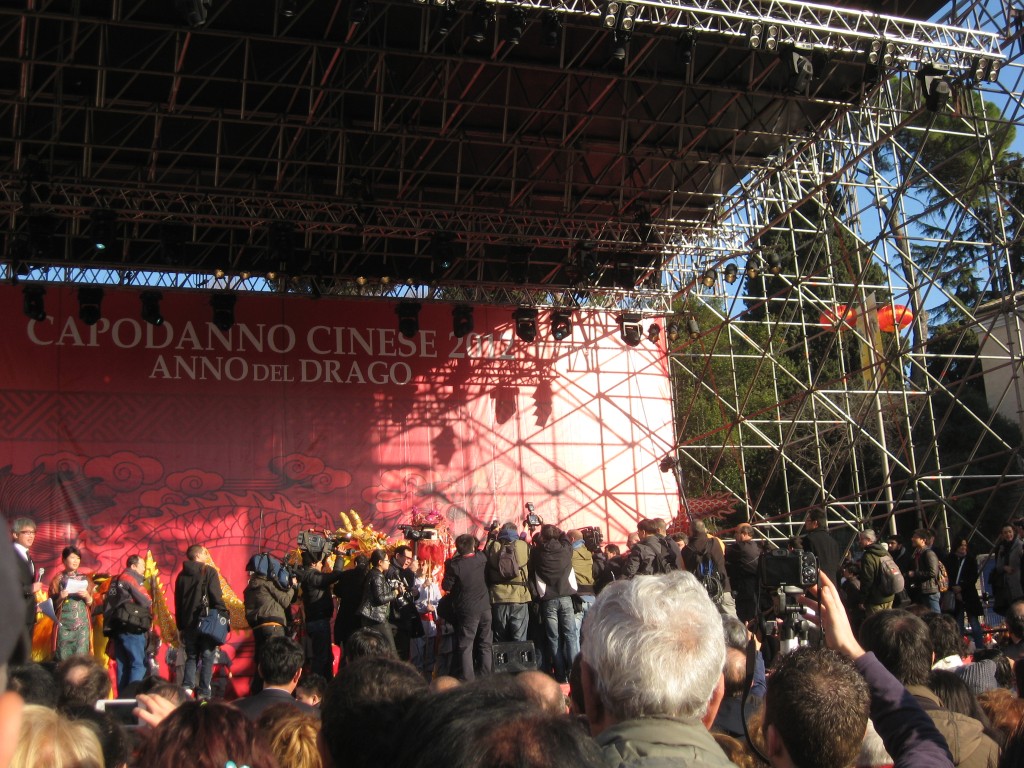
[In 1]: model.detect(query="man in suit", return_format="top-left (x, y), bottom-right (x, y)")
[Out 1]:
top-left (801, 509), bottom-right (842, 583)
top-left (233, 636), bottom-right (318, 719)
top-left (11, 518), bottom-right (45, 645)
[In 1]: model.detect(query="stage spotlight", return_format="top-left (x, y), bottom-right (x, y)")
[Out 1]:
top-left (468, 1), bottom-right (493, 43)
top-left (917, 62), bottom-right (951, 113)
top-left (541, 10), bottom-right (561, 47)
top-left (768, 253), bottom-right (782, 275)
top-left (176, 0), bottom-right (211, 27)
top-left (686, 315), bottom-right (700, 339)
top-left (610, 29), bottom-right (630, 61)
top-left (90, 209), bottom-right (118, 252)
top-left (783, 46), bottom-right (814, 94)
top-left (396, 302), bottom-right (422, 339)
top-left (436, 2), bottom-right (458, 36)
top-left (504, 7), bottom-right (526, 45)
top-left (676, 31), bottom-right (695, 66)
top-left (140, 291), bottom-right (164, 327)
top-left (22, 285), bottom-right (46, 321)
top-left (745, 257), bottom-right (760, 279)
top-left (349, 0), bottom-right (368, 23)
top-left (78, 287), bottom-right (104, 326)
top-left (550, 310), bottom-right (572, 340)
top-left (430, 231), bottom-right (455, 272)
top-left (513, 307), bottom-right (538, 342)
top-left (210, 293), bottom-right (236, 332)
top-left (647, 323), bottom-right (661, 343)
top-left (666, 321), bottom-right (679, 342)
top-left (576, 243), bottom-right (600, 282)
top-left (723, 263), bottom-right (738, 284)
top-left (700, 268), bottom-right (716, 288)
top-left (618, 312), bottom-right (643, 347)
top-left (281, 0), bottom-right (297, 17)
top-left (452, 305), bottom-right (474, 338)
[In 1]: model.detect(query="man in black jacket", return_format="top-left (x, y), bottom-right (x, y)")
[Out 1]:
top-left (726, 524), bottom-right (761, 622)
top-left (386, 545), bottom-right (421, 662)
top-left (442, 534), bottom-right (492, 681)
top-left (174, 544), bottom-right (227, 700)
top-left (333, 554), bottom-right (369, 650)
top-left (11, 518), bottom-right (45, 650)
top-left (801, 509), bottom-right (842, 584)
top-left (530, 524), bottom-right (578, 683)
top-left (298, 549), bottom-right (345, 679)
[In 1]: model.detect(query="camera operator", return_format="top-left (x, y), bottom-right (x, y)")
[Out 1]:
top-left (386, 545), bottom-right (421, 661)
top-left (243, 556), bottom-right (297, 694)
top-left (297, 547), bottom-right (346, 679)
top-left (568, 529), bottom-right (596, 634)
top-left (484, 521), bottom-right (532, 643)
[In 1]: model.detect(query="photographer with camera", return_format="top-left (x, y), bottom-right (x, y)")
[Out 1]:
top-left (386, 545), bottom-right (422, 661)
top-left (530, 524), bottom-right (578, 684)
top-left (297, 545), bottom-right (346, 679)
top-left (484, 521), bottom-right (532, 643)
top-left (358, 549), bottom-right (400, 655)
top-left (568, 529), bottom-right (597, 634)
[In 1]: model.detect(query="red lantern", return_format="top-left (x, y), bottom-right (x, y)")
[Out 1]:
top-left (877, 304), bottom-right (913, 333)
top-left (819, 304), bottom-right (857, 330)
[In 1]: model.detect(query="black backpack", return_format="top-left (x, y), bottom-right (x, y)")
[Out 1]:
top-left (696, 551), bottom-right (725, 604)
top-left (494, 540), bottom-right (522, 582)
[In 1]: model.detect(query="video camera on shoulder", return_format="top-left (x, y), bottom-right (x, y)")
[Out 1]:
top-left (297, 529), bottom-right (354, 562)
top-left (580, 526), bottom-right (603, 553)
top-left (399, 525), bottom-right (437, 542)
top-left (758, 549), bottom-right (818, 589)
top-left (524, 502), bottom-right (542, 528)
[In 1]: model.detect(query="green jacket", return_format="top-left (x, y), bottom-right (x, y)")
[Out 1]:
top-left (597, 715), bottom-right (738, 768)
top-left (572, 545), bottom-right (595, 594)
top-left (859, 542), bottom-right (895, 605)
top-left (484, 537), bottom-right (532, 605)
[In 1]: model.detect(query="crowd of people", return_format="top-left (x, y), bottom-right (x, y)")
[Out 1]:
top-left (5, 509), bottom-right (1024, 768)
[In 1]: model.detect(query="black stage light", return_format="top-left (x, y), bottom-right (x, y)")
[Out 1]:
top-left (700, 268), bottom-right (716, 288)
top-left (618, 312), bottom-right (643, 347)
top-left (687, 316), bottom-right (701, 339)
top-left (647, 323), bottom-right (661, 343)
top-left (504, 7), bottom-right (526, 45)
top-left (666, 321), bottom-right (679, 342)
top-left (513, 307), bottom-right (538, 342)
top-left (723, 263), bottom-right (739, 284)
top-left (78, 287), bottom-right (104, 326)
top-left (468, 1), bottom-right (493, 43)
top-left (452, 305), bottom-right (474, 338)
top-left (397, 302), bottom-right (422, 339)
top-left (210, 293), bottom-right (236, 332)
top-left (745, 257), bottom-right (760, 279)
top-left (22, 285), bottom-right (46, 321)
top-left (176, 0), bottom-right (211, 27)
top-left (550, 310), bottom-right (572, 340)
top-left (541, 10), bottom-right (561, 47)
top-left (140, 291), bottom-right (164, 327)
top-left (90, 209), bottom-right (118, 252)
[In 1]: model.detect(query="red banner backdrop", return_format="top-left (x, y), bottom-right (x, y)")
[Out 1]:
top-left (0, 285), bottom-right (676, 605)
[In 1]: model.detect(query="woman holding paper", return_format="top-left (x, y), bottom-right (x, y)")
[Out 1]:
top-left (48, 545), bottom-right (95, 660)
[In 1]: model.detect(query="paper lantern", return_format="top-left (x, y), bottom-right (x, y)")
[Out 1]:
top-left (819, 304), bottom-right (857, 330)
top-left (877, 304), bottom-right (913, 333)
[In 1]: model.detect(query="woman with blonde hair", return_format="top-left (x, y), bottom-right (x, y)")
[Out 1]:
top-left (258, 704), bottom-right (323, 768)
top-left (11, 704), bottom-right (104, 768)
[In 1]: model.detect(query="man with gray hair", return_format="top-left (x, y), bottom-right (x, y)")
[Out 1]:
top-left (858, 529), bottom-right (897, 614)
top-left (580, 571), bottom-right (735, 767)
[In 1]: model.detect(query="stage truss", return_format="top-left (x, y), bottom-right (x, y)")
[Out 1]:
top-left (2, 1), bottom-right (1024, 547)
top-left (666, 0), bottom-right (1024, 548)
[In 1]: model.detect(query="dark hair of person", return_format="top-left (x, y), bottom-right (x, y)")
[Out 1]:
top-left (344, 627), bottom-right (397, 663)
top-left (393, 544), bottom-right (411, 558)
top-left (295, 672), bottom-right (328, 702)
top-left (56, 655), bottom-right (112, 708)
top-left (763, 647), bottom-right (869, 768)
top-left (61, 545), bottom-right (83, 562)
top-left (126, 554), bottom-right (141, 569)
top-left (501, 522), bottom-right (518, 535)
top-left (8, 662), bottom-right (59, 707)
top-left (923, 612), bottom-right (966, 661)
top-left (858, 609), bottom-right (932, 686)
top-left (369, 549), bottom-right (388, 568)
top-left (386, 680), bottom-right (603, 768)
top-left (185, 544), bottom-right (205, 561)
top-left (321, 657), bottom-right (428, 768)
top-left (912, 528), bottom-right (930, 541)
top-left (721, 615), bottom-right (749, 652)
top-left (999, 713), bottom-right (1024, 768)
top-left (567, 654), bottom-right (585, 715)
top-left (972, 648), bottom-right (1014, 690)
top-left (455, 534), bottom-right (477, 556)
top-left (927, 670), bottom-right (996, 735)
top-left (637, 519), bottom-right (658, 536)
top-left (605, 544), bottom-right (621, 557)
top-left (260, 636), bottom-right (305, 686)
top-left (135, 701), bottom-right (279, 768)
top-left (805, 509), bottom-right (827, 525)
top-left (62, 705), bottom-right (130, 768)
top-left (540, 524), bottom-right (561, 542)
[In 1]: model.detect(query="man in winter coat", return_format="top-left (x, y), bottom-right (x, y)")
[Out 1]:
top-left (858, 529), bottom-right (896, 614)
top-left (442, 534), bottom-right (492, 681)
top-left (174, 544), bottom-right (227, 700)
top-left (484, 522), bottom-right (532, 643)
top-left (298, 549), bottom-right (345, 678)
top-left (725, 524), bottom-right (761, 622)
top-left (530, 524), bottom-right (578, 683)
top-left (801, 509), bottom-right (842, 584)
top-left (244, 557), bottom-right (296, 693)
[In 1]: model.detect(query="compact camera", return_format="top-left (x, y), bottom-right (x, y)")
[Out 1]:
top-left (758, 549), bottom-right (818, 589)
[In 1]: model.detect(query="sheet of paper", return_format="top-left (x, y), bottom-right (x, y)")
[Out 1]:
top-left (65, 577), bottom-right (88, 594)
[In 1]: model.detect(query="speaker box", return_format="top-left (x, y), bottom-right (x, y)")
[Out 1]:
top-left (492, 641), bottom-right (537, 673)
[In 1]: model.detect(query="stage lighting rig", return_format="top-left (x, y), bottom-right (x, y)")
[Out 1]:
top-left (140, 291), bottom-right (165, 327)
top-left (176, 0), bottom-right (211, 27)
top-left (513, 308), bottom-right (538, 342)
top-left (211, 293), bottom-right (237, 332)
top-left (550, 310), bottom-right (573, 341)
top-left (917, 62), bottom-right (951, 113)
top-left (22, 285), bottom-right (46, 322)
top-left (452, 305), bottom-right (474, 338)
top-left (396, 302), bottom-right (422, 339)
top-left (618, 312), bottom-right (643, 347)
top-left (78, 287), bottom-right (104, 326)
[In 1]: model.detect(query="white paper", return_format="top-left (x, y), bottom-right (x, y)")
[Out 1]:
top-left (65, 577), bottom-right (88, 594)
